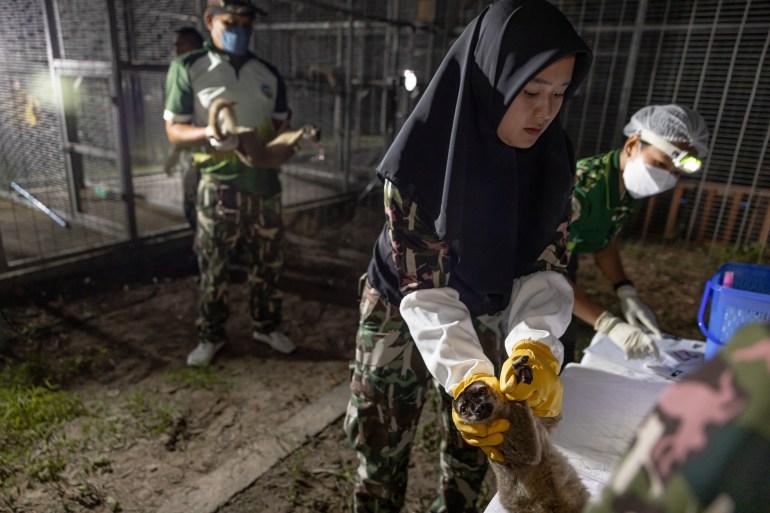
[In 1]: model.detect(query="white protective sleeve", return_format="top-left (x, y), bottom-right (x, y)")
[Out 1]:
top-left (399, 270), bottom-right (574, 393)
top-left (399, 287), bottom-right (495, 393)
top-left (503, 270), bottom-right (574, 368)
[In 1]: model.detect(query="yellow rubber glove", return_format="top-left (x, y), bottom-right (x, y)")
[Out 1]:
top-left (450, 374), bottom-right (510, 462)
top-left (500, 340), bottom-right (563, 417)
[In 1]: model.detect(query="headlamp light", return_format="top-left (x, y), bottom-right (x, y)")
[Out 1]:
top-left (639, 128), bottom-right (702, 174)
top-left (672, 153), bottom-right (702, 173)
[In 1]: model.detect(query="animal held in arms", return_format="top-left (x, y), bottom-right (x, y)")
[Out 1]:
top-left (207, 98), bottom-right (319, 168)
top-left (453, 363), bottom-right (589, 513)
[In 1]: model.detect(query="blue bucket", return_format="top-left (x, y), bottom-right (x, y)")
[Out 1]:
top-left (698, 262), bottom-right (770, 359)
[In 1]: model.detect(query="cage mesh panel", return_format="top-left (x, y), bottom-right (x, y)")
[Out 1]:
top-left (2, 0), bottom-right (770, 276)
top-left (57, 0), bottom-right (112, 61)
top-left (127, 71), bottom-right (171, 166)
top-left (68, 77), bottom-right (117, 151)
top-left (0, 2), bottom-right (79, 267)
top-left (556, 0), bottom-right (770, 259)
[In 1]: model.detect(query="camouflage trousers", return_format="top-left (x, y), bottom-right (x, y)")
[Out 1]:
top-left (194, 174), bottom-right (285, 344)
top-left (344, 278), bottom-right (507, 513)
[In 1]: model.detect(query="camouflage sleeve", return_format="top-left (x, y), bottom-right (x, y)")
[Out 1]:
top-left (531, 192), bottom-right (572, 274)
top-left (383, 179), bottom-right (451, 295)
top-left (586, 322), bottom-right (770, 512)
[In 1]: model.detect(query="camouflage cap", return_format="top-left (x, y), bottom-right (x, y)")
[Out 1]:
top-left (206, 0), bottom-right (257, 16)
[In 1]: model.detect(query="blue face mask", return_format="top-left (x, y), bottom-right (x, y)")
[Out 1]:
top-left (220, 25), bottom-right (251, 56)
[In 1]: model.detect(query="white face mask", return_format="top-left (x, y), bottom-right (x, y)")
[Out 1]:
top-left (622, 154), bottom-right (678, 199)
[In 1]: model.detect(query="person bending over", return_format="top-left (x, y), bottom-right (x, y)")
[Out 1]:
top-left (344, 1), bottom-right (593, 511)
top-left (562, 105), bottom-right (709, 365)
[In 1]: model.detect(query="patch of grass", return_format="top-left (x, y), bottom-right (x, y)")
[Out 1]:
top-left (0, 384), bottom-right (85, 460)
top-left (124, 391), bottom-right (176, 436)
top-left (0, 353), bottom-right (56, 387)
top-left (0, 356), bottom-right (172, 509)
top-left (80, 404), bottom-right (130, 449)
top-left (163, 365), bottom-right (230, 391)
top-left (0, 361), bottom-right (87, 500)
top-left (57, 345), bottom-right (111, 381)
top-left (713, 242), bottom-right (768, 266)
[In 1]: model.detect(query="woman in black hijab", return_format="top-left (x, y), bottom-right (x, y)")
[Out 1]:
top-left (344, 1), bottom-right (592, 511)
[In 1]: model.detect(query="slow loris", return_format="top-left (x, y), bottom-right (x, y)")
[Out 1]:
top-left (207, 98), bottom-right (319, 168)
top-left (453, 372), bottom-right (589, 513)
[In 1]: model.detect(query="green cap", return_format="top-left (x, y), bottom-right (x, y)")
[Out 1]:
top-left (207, 0), bottom-right (257, 16)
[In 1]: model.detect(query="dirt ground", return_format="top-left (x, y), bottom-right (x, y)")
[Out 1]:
top-left (0, 204), bottom-right (722, 513)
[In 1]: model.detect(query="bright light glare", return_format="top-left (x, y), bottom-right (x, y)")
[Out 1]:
top-left (403, 69), bottom-right (417, 92)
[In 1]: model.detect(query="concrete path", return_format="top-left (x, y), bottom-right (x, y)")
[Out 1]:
top-left (157, 381), bottom-right (350, 513)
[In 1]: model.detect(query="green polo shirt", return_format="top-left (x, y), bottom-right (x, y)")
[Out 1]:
top-left (567, 149), bottom-right (640, 255)
top-left (163, 41), bottom-right (289, 196)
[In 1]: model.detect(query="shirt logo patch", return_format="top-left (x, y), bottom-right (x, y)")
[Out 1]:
top-left (261, 84), bottom-right (273, 99)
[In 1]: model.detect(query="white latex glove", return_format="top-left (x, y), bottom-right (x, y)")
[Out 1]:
top-left (594, 311), bottom-right (661, 360)
top-left (616, 284), bottom-right (662, 337)
top-left (205, 125), bottom-right (239, 152)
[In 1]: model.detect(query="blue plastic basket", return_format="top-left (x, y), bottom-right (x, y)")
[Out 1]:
top-left (698, 262), bottom-right (770, 359)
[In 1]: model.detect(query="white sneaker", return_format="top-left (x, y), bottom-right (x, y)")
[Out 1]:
top-left (252, 330), bottom-right (297, 354)
top-left (186, 341), bottom-right (225, 366)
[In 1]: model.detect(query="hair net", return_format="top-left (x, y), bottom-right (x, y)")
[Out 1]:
top-left (623, 104), bottom-right (710, 157)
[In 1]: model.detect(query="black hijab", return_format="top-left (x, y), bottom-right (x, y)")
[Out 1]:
top-left (371, 0), bottom-right (593, 316)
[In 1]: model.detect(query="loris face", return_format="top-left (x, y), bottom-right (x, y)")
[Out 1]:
top-left (453, 381), bottom-right (503, 424)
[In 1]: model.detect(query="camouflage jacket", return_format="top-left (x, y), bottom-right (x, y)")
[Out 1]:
top-left (383, 179), bottom-right (571, 297)
top-left (586, 322), bottom-right (770, 512)
top-left (567, 149), bottom-right (639, 255)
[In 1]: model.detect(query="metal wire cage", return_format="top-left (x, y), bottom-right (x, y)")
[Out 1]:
top-left (1, 0), bottom-right (770, 282)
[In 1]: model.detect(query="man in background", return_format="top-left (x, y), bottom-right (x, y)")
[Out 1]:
top-left (564, 105), bottom-right (710, 365)
top-left (163, 0), bottom-right (297, 366)
top-left (164, 26), bottom-right (205, 229)
top-left (174, 26), bottom-right (204, 57)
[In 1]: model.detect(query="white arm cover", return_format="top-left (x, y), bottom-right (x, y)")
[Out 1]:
top-left (503, 271), bottom-right (574, 368)
top-left (399, 287), bottom-right (494, 393)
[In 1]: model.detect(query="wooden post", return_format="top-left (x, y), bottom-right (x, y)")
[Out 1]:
top-left (664, 182), bottom-right (686, 239)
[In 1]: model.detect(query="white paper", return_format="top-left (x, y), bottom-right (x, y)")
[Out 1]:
top-left (581, 333), bottom-right (706, 382)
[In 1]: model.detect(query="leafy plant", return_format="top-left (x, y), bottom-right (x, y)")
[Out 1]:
top-left (0, 384), bottom-right (85, 461)
top-left (163, 365), bottom-right (230, 391)
top-left (0, 353), bottom-right (56, 388)
top-left (0, 363), bottom-right (87, 501)
top-left (714, 242), bottom-right (768, 265)
top-left (123, 391), bottom-right (176, 436)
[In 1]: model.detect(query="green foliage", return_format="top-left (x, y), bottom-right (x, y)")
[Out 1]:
top-left (0, 358), bottom-right (147, 510)
top-left (57, 345), bottom-right (110, 381)
top-left (163, 365), bottom-right (230, 391)
top-left (124, 391), bottom-right (176, 436)
top-left (713, 242), bottom-right (768, 266)
top-left (0, 353), bottom-right (56, 388)
top-left (0, 362), bottom-right (86, 498)
top-left (25, 449), bottom-right (67, 483)
top-left (0, 383), bottom-right (85, 460)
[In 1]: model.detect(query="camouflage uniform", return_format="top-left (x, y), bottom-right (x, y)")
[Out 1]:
top-left (195, 174), bottom-right (284, 344)
top-left (586, 322), bottom-right (770, 512)
top-left (344, 181), bottom-right (571, 513)
top-left (562, 149), bottom-right (640, 364)
top-left (163, 40), bottom-right (290, 346)
top-left (567, 149), bottom-right (640, 256)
